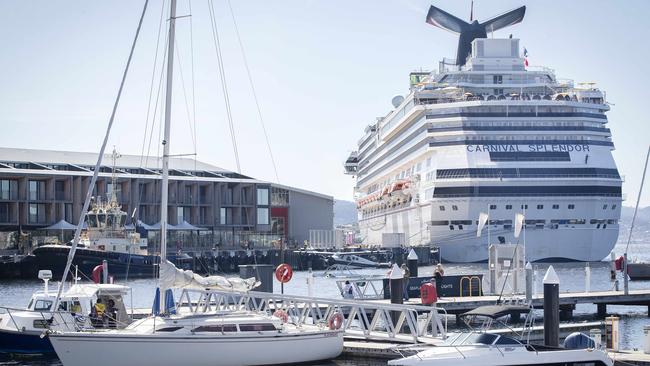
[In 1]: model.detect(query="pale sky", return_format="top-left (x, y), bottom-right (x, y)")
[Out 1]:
top-left (1, 0), bottom-right (649, 206)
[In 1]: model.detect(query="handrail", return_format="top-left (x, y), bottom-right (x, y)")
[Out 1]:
top-left (176, 289), bottom-right (448, 343)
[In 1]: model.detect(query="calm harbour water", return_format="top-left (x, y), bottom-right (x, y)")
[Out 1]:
top-left (1, 242), bottom-right (649, 365)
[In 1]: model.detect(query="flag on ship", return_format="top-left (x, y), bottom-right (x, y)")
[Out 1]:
top-left (523, 47), bottom-right (529, 67)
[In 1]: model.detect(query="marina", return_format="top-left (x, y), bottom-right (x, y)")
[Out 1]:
top-left (0, 0), bottom-right (649, 366)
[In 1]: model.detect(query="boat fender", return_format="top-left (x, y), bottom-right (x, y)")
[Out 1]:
top-left (275, 263), bottom-right (293, 283)
top-left (91, 264), bottom-right (104, 284)
top-left (273, 310), bottom-right (289, 323)
top-left (328, 312), bottom-right (344, 330)
top-left (420, 282), bottom-right (437, 305)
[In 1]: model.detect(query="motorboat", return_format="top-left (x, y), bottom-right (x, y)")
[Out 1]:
top-left (388, 332), bottom-right (612, 366)
top-left (389, 304), bottom-right (612, 366)
top-left (0, 270), bottom-right (131, 355)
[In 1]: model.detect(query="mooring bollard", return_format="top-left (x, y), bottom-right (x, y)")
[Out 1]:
top-left (388, 263), bottom-right (403, 328)
top-left (407, 249), bottom-right (419, 278)
top-left (543, 265), bottom-right (560, 347)
top-left (525, 262), bottom-right (533, 303)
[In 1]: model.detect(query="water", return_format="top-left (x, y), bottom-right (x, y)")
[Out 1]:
top-left (1, 242), bottom-right (649, 365)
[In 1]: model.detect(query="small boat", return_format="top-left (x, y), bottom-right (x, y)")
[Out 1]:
top-left (388, 332), bottom-right (612, 366)
top-left (389, 304), bottom-right (612, 366)
top-left (329, 252), bottom-right (391, 269)
top-left (0, 270), bottom-right (131, 355)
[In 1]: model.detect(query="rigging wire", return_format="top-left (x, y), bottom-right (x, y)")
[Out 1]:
top-left (53, 0), bottom-right (150, 310)
top-left (189, 0), bottom-right (198, 172)
top-left (140, 0), bottom-right (167, 168)
top-left (208, 0), bottom-right (241, 173)
top-left (174, 38), bottom-right (198, 152)
top-left (226, 0), bottom-right (280, 182)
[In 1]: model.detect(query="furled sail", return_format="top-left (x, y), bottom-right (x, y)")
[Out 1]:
top-left (159, 260), bottom-right (260, 291)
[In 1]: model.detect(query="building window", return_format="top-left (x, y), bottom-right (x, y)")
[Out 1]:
top-left (612, 204), bottom-right (617, 210)
top-left (28, 203), bottom-right (45, 224)
top-left (177, 207), bottom-right (184, 224)
top-left (505, 205), bottom-right (512, 210)
top-left (493, 75), bottom-right (503, 84)
top-left (0, 180), bottom-right (13, 200)
top-left (521, 204), bottom-right (528, 210)
top-left (257, 208), bottom-right (269, 225)
top-left (568, 204), bottom-right (575, 209)
top-left (537, 204), bottom-right (543, 210)
top-left (220, 207), bottom-right (227, 225)
top-left (552, 204), bottom-right (559, 209)
top-left (271, 217), bottom-right (285, 236)
top-left (0, 203), bottom-right (10, 223)
top-left (452, 205), bottom-right (458, 211)
top-left (602, 204), bottom-right (608, 210)
top-left (449, 225), bottom-right (454, 230)
top-left (29, 180), bottom-right (45, 201)
top-left (458, 225), bottom-right (464, 230)
top-left (271, 187), bottom-right (289, 206)
top-left (55, 181), bottom-right (66, 201)
top-left (64, 204), bottom-right (73, 223)
top-left (257, 188), bottom-right (269, 206)
top-left (439, 206), bottom-right (445, 211)
top-left (489, 204), bottom-right (497, 210)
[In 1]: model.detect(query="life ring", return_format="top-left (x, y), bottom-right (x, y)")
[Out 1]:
top-left (328, 312), bottom-right (344, 330)
top-left (275, 264), bottom-right (293, 283)
top-left (273, 309), bottom-right (289, 323)
top-left (91, 264), bottom-right (103, 284)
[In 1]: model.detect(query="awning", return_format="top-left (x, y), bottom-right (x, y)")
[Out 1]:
top-left (173, 220), bottom-right (208, 231)
top-left (43, 220), bottom-right (78, 231)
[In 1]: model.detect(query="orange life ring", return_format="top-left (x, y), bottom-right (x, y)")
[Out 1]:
top-left (91, 264), bottom-right (103, 284)
top-left (328, 312), bottom-right (344, 330)
top-left (273, 309), bottom-right (289, 323)
top-left (275, 264), bottom-right (293, 283)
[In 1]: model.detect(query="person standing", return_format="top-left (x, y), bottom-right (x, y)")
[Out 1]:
top-left (434, 263), bottom-right (445, 297)
top-left (342, 280), bottom-right (355, 299)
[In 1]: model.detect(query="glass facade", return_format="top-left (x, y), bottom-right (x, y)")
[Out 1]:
top-left (256, 188), bottom-right (269, 206)
top-left (257, 207), bottom-right (269, 225)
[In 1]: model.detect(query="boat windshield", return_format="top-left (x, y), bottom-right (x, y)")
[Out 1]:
top-left (444, 333), bottom-right (524, 346)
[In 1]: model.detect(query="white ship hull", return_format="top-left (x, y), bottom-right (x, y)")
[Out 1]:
top-left (359, 198), bottom-right (619, 262)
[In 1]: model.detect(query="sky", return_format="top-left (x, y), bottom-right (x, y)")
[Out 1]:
top-left (1, 0), bottom-right (649, 206)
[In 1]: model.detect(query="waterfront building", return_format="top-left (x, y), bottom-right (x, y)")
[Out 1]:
top-left (0, 147), bottom-right (333, 251)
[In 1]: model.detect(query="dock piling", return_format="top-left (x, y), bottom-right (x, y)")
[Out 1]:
top-left (543, 265), bottom-right (560, 347)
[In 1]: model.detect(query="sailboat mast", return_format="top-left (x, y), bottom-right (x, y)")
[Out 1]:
top-left (159, 0), bottom-right (176, 314)
top-left (160, 0), bottom-right (177, 261)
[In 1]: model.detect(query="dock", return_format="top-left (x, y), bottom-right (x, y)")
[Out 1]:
top-left (368, 289), bottom-right (650, 319)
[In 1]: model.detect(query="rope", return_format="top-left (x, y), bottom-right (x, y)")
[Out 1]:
top-left (226, 0), bottom-right (279, 182)
top-left (208, 0), bottom-right (241, 173)
top-left (53, 0), bottom-right (149, 311)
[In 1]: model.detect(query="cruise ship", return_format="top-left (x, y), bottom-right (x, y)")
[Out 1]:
top-left (343, 5), bottom-right (622, 262)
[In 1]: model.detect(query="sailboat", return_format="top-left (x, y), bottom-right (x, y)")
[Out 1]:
top-left (47, 1), bottom-right (343, 365)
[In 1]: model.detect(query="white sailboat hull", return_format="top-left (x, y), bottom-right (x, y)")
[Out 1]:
top-left (50, 330), bottom-right (343, 366)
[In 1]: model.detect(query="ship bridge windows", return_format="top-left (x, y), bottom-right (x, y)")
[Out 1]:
top-left (436, 168), bottom-right (620, 179)
top-left (432, 185), bottom-right (621, 198)
top-left (489, 152), bottom-right (571, 162)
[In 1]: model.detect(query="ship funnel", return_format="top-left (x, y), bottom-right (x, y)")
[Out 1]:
top-left (425, 4), bottom-right (526, 66)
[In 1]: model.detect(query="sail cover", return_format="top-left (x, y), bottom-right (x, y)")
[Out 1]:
top-left (159, 260), bottom-right (260, 291)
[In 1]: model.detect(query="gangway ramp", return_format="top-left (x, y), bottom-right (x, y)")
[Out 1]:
top-left (176, 289), bottom-right (447, 344)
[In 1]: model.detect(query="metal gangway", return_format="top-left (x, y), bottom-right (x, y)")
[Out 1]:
top-left (176, 289), bottom-right (447, 343)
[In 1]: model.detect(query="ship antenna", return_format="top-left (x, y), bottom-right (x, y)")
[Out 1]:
top-left (470, 0), bottom-right (474, 21)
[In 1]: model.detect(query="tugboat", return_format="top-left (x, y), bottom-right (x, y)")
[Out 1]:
top-left (31, 196), bottom-right (159, 279)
